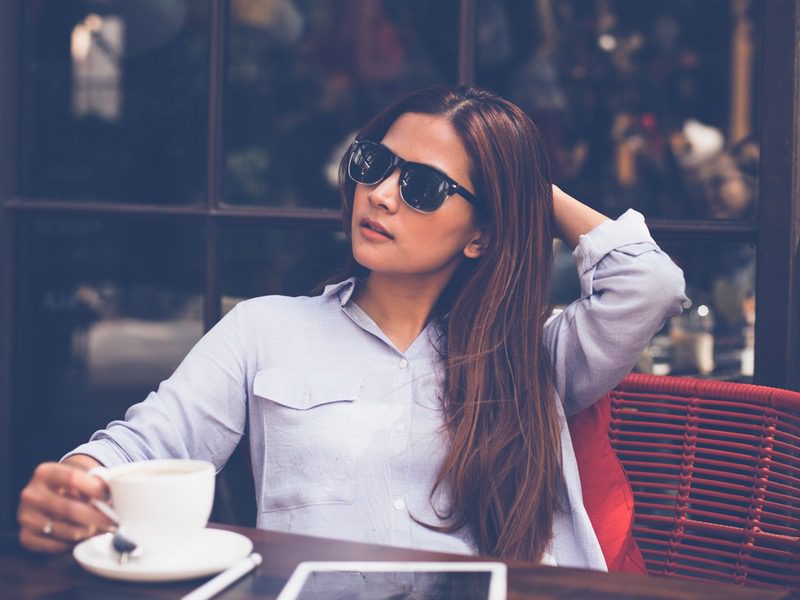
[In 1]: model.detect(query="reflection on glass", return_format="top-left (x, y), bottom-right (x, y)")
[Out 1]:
top-left (220, 224), bottom-right (350, 313)
top-left (662, 241), bottom-right (755, 381)
top-left (71, 13), bottom-right (124, 120)
top-left (551, 240), bottom-right (755, 382)
top-left (21, 0), bottom-right (209, 203)
top-left (294, 570), bottom-right (492, 600)
top-left (12, 216), bottom-right (205, 494)
top-left (223, 0), bottom-right (456, 207)
top-left (477, 0), bottom-right (761, 219)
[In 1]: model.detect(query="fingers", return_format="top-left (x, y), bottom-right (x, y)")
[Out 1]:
top-left (34, 462), bottom-right (108, 500)
top-left (17, 507), bottom-right (97, 550)
top-left (18, 524), bottom-right (71, 554)
top-left (34, 462), bottom-right (114, 527)
top-left (17, 462), bottom-right (114, 553)
top-left (22, 484), bottom-right (113, 530)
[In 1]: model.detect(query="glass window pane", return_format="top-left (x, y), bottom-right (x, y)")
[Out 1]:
top-left (20, 0), bottom-right (210, 204)
top-left (11, 215), bottom-right (205, 495)
top-left (223, 0), bottom-right (457, 207)
top-left (477, 0), bottom-right (761, 220)
top-left (551, 239), bottom-right (756, 382)
top-left (220, 224), bottom-right (350, 311)
top-left (661, 240), bottom-right (755, 381)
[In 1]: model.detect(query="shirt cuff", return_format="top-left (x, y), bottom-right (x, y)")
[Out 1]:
top-left (571, 209), bottom-right (657, 298)
top-left (61, 440), bottom-right (130, 468)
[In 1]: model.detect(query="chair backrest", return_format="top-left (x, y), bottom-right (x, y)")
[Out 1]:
top-left (608, 373), bottom-right (800, 594)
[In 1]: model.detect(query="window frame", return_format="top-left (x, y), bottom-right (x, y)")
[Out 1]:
top-left (0, 0), bottom-right (798, 530)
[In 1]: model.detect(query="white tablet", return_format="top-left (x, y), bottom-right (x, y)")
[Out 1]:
top-left (275, 561), bottom-right (507, 600)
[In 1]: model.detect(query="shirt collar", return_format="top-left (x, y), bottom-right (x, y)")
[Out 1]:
top-left (320, 277), bottom-right (359, 307)
top-left (322, 276), bottom-right (447, 357)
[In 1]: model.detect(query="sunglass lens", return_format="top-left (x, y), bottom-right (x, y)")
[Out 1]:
top-left (349, 142), bottom-right (391, 185)
top-left (399, 166), bottom-right (448, 212)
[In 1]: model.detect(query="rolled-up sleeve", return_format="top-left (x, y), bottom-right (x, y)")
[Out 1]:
top-left (545, 209), bottom-right (688, 416)
top-left (63, 302), bottom-right (249, 471)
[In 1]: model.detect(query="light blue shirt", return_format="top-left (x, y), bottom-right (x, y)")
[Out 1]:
top-left (66, 209), bottom-right (687, 569)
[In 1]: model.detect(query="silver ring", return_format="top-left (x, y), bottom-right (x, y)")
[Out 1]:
top-left (42, 519), bottom-right (54, 536)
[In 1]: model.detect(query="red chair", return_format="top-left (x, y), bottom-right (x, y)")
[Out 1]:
top-left (606, 374), bottom-right (800, 595)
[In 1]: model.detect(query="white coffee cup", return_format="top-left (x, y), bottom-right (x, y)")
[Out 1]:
top-left (88, 459), bottom-right (216, 556)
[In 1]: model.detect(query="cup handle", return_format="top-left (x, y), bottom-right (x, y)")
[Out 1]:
top-left (86, 466), bottom-right (120, 525)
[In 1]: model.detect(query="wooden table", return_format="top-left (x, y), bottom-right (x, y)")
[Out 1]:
top-left (0, 524), bottom-right (790, 600)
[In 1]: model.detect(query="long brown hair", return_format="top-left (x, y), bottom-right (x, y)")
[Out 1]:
top-left (336, 85), bottom-right (561, 563)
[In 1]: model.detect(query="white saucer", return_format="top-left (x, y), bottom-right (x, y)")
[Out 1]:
top-left (73, 528), bottom-right (254, 582)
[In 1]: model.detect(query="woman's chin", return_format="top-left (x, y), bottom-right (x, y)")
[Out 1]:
top-left (351, 245), bottom-right (385, 272)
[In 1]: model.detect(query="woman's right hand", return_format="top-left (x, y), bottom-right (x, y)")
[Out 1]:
top-left (17, 456), bottom-right (115, 553)
top-left (551, 185), bottom-right (609, 250)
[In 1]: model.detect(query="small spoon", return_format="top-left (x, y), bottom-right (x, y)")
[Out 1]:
top-left (90, 498), bottom-right (138, 564)
top-left (111, 529), bottom-right (137, 565)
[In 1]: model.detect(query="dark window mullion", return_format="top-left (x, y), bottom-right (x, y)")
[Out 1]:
top-left (4, 199), bottom-right (211, 216)
top-left (754, 0), bottom-right (800, 389)
top-left (647, 218), bottom-right (758, 243)
top-left (458, 0), bottom-right (477, 85)
top-left (3, 199), bottom-right (342, 223)
top-left (16, 1), bottom-right (33, 201)
top-left (204, 218), bottom-right (221, 330)
top-left (208, 0), bottom-right (226, 210)
top-left (0, 0), bottom-right (19, 530)
top-left (0, 212), bottom-right (13, 529)
top-left (205, 0), bottom-right (227, 330)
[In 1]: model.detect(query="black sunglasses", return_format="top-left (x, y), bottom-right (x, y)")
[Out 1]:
top-left (347, 140), bottom-right (479, 213)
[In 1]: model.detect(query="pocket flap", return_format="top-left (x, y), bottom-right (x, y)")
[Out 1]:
top-left (253, 367), bottom-right (362, 410)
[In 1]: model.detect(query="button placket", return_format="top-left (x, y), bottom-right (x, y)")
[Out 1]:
top-left (389, 355), bottom-right (414, 546)
top-left (389, 368), bottom-right (412, 454)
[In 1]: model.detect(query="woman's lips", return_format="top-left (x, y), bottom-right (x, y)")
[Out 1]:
top-left (360, 218), bottom-right (394, 240)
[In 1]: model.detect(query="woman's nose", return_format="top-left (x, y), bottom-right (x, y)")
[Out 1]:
top-left (367, 169), bottom-right (401, 212)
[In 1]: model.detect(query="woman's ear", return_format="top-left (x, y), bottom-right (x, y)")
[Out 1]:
top-left (463, 228), bottom-right (488, 259)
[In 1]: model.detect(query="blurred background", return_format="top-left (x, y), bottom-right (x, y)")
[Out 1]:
top-left (1, 0), bottom-right (798, 530)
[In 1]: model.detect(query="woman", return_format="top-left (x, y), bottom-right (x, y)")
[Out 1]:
top-left (17, 85), bottom-right (686, 567)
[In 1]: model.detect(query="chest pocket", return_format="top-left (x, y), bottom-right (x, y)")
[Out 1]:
top-left (252, 367), bottom-right (362, 512)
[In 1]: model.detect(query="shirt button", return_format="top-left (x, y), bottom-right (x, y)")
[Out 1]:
top-left (399, 358), bottom-right (409, 369)
top-left (393, 498), bottom-right (406, 511)
top-left (395, 422), bottom-right (406, 433)
top-left (300, 391), bottom-right (310, 401)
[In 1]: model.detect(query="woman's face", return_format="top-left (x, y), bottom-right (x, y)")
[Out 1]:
top-left (350, 112), bottom-right (484, 282)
